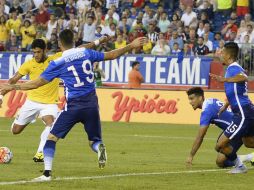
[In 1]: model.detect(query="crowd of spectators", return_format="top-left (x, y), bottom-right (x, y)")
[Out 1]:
top-left (0, 0), bottom-right (254, 59)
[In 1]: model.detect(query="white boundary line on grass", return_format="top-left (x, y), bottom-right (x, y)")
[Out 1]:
top-left (0, 168), bottom-right (228, 185)
top-left (130, 134), bottom-right (216, 140)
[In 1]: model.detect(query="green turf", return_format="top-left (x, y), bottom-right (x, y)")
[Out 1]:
top-left (0, 118), bottom-right (253, 190)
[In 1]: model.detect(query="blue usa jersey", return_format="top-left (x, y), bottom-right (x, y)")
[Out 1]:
top-left (224, 62), bottom-right (251, 109)
top-left (41, 48), bottom-right (104, 100)
top-left (200, 98), bottom-right (233, 130)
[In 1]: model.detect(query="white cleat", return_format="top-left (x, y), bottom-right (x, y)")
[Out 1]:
top-left (32, 175), bottom-right (52, 182)
top-left (227, 165), bottom-right (248, 174)
top-left (98, 143), bottom-right (107, 169)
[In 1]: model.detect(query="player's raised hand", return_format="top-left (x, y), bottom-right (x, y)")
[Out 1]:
top-left (130, 37), bottom-right (147, 48)
top-left (209, 73), bottom-right (226, 82)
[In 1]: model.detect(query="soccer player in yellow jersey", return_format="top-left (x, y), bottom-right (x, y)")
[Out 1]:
top-left (0, 37), bottom-right (108, 162)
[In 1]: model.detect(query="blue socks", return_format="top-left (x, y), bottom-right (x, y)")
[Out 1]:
top-left (91, 141), bottom-right (102, 153)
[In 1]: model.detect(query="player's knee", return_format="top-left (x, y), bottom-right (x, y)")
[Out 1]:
top-left (11, 125), bottom-right (21, 135)
top-left (47, 133), bottom-right (58, 142)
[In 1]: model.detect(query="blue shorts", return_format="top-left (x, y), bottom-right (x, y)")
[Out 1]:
top-left (50, 92), bottom-right (102, 142)
top-left (224, 104), bottom-right (254, 140)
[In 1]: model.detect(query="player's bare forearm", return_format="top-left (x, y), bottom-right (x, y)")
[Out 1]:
top-left (224, 74), bottom-right (248, 83)
top-left (0, 77), bottom-right (49, 93)
top-left (210, 73), bottom-right (248, 83)
top-left (0, 72), bottom-right (24, 96)
top-left (104, 44), bottom-right (133, 60)
top-left (189, 127), bottom-right (208, 157)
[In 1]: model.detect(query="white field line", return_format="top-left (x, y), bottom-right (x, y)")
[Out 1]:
top-left (116, 134), bottom-right (216, 140)
top-left (0, 168), bottom-right (229, 185)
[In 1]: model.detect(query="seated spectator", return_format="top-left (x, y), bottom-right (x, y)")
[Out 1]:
top-left (197, 0), bottom-right (213, 19)
top-left (6, 11), bottom-right (22, 38)
top-left (0, 15), bottom-right (8, 47)
top-left (20, 19), bottom-right (36, 51)
top-left (204, 33), bottom-right (213, 53)
top-left (119, 17), bottom-right (131, 34)
top-left (183, 43), bottom-right (192, 56)
top-left (240, 24), bottom-right (254, 43)
top-left (214, 40), bottom-right (225, 57)
top-left (194, 36), bottom-right (209, 56)
top-left (171, 42), bottom-right (181, 55)
top-left (213, 32), bottom-right (222, 50)
top-left (169, 13), bottom-right (181, 30)
top-left (186, 28), bottom-right (197, 48)
top-left (65, 0), bottom-right (77, 15)
top-left (165, 26), bottom-right (173, 42)
top-left (197, 21), bottom-right (205, 37)
top-left (147, 22), bottom-right (159, 45)
top-left (151, 33), bottom-right (171, 55)
top-left (35, 4), bottom-right (50, 27)
top-left (244, 13), bottom-right (254, 27)
top-left (158, 12), bottom-right (170, 33)
top-left (181, 6), bottom-right (197, 27)
top-left (20, 0), bottom-right (33, 13)
top-left (142, 8), bottom-right (155, 27)
top-left (105, 8), bottom-right (120, 24)
top-left (226, 31), bottom-right (237, 43)
top-left (203, 23), bottom-right (214, 41)
top-left (45, 13), bottom-right (58, 40)
top-left (237, 20), bottom-right (247, 40)
top-left (142, 38), bottom-right (153, 54)
top-left (10, 0), bottom-right (23, 14)
top-left (5, 34), bottom-right (21, 52)
top-left (114, 33), bottom-right (127, 49)
top-left (169, 30), bottom-right (184, 50)
top-left (47, 33), bottom-right (59, 53)
top-left (95, 26), bottom-right (103, 39)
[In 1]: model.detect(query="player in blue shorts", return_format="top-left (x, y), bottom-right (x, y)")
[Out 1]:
top-left (186, 87), bottom-right (243, 168)
top-left (210, 42), bottom-right (254, 174)
top-left (0, 29), bottom-right (146, 181)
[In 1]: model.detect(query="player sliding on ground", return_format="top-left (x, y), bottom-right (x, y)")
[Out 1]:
top-left (210, 42), bottom-right (254, 174)
top-left (0, 29), bottom-right (146, 181)
top-left (0, 37), bottom-right (109, 163)
top-left (186, 87), bottom-right (254, 168)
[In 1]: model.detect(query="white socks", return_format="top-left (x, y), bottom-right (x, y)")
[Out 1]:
top-left (234, 157), bottom-right (244, 167)
top-left (37, 126), bottom-right (51, 153)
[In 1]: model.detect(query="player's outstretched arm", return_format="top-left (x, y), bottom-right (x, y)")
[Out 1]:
top-left (0, 77), bottom-right (49, 93)
top-left (78, 36), bottom-right (110, 49)
top-left (209, 73), bottom-right (248, 83)
top-left (186, 126), bottom-right (209, 167)
top-left (104, 37), bottom-right (147, 60)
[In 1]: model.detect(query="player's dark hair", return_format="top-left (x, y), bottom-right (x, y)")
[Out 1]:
top-left (59, 29), bottom-right (74, 48)
top-left (224, 42), bottom-right (239, 61)
top-left (186, 87), bottom-right (204, 98)
top-left (31, 39), bottom-right (46, 50)
top-left (132, 61), bottom-right (140, 68)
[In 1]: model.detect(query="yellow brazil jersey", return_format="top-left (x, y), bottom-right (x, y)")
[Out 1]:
top-left (20, 25), bottom-right (36, 48)
top-left (115, 41), bottom-right (127, 49)
top-left (18, 52), bottom-right (62, 104)
top-left (0, 24), bottom-right (9, 42)
top-left (6, 18), bottom-right (22, 36)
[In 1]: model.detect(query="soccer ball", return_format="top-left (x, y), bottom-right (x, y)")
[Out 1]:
top-left (0, 147), bottom-right (13, 164)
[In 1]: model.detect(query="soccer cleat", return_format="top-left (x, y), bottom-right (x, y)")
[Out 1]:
top-left (33, 152), bottom-right (44, 162)
top-left (98, 143), bottom-right (107, 169)
top-left (228, 164), bottom-right (248, 174)
top-left (32, 175), bottom-right (51, 182)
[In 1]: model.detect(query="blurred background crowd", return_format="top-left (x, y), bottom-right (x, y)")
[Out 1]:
top-left (0, 0), bottom-right (253, 62)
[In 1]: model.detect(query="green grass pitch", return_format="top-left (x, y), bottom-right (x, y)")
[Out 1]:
top-left (0, 118), bottom-right (254, 190)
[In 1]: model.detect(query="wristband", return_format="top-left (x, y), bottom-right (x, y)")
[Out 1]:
top-left (0, 95), bottom-right (3, 100)
top-left (94, 39), bottom-right (100, 46)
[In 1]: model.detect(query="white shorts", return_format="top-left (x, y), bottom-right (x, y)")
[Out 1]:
top-left (14, 100), bottom-right (58, 126)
